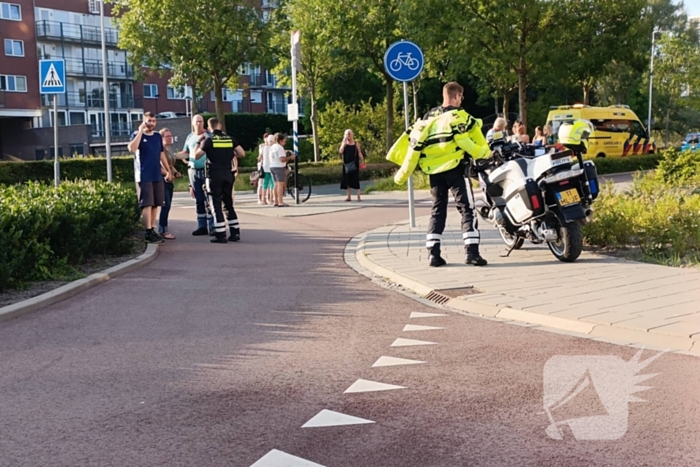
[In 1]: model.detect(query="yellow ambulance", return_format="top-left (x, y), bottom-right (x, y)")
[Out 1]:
top-left (546, 104), bottom-right (656, 158)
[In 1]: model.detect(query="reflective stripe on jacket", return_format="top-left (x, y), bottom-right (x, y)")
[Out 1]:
top-left (388, 108), bottom-right (490, 185)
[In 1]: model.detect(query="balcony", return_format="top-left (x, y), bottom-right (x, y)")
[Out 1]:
top-left (249, 74), bottom-right (263, 86)
top-left (36, 21), bottom-right (119, 46)
top-left (91, 121), bottom-right (134, 138)
top-left (64, 58), bottom-right (134, 79)
top-left (267, 101), bottom-right (287, 114)
top-left (41, 92), bottom-right (143, 109)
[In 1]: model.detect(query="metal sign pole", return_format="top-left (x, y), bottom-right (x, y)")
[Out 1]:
top-left (100, 0), bottom-right (112, 182)
top-left (404, 81), bottom-right (415, 228)
top-left (53, 95), bottom-right (60, 187)
top-left (291, 31), bottom-right (300, 205)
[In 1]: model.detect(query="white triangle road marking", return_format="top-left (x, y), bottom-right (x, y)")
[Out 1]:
top-left (410, 312), bottom-right (448, 319)
top-left (391, 338), bottom-right (437, 347)
top-left (302, 409), bottom-right (375, 428)
top-left (372, 356), bottom-right (426, 367)
top-left (42, 63), bottom-right (63, 87)
top-left (403, 324), bottom-right (444, 332)
top-left (250, 449), bottom-right (326, 467)
top-left (344, 378), bottom-right (406, 393)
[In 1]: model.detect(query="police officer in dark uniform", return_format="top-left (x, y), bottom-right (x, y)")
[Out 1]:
top-left (194, 118), bottom-right (245, 244)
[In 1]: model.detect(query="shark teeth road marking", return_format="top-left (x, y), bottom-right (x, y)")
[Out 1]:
top-left (250, 449), bottom-right (326, 467)
top-left (390, 338), bottom-right (437, 347)
top-left (302, 409), bottom-right (375, 428)
top-left (372, 356), bottom-right (426, 367)
top-left (403, 324), bottom-right (444, 332)
top-left (344, 379), bottom-right (406, 393)
top-left (410, 312), bottom-right (448, 318)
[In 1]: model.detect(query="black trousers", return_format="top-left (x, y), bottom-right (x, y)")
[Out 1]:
top-left (427, 165), bottom-right (479, 255)
top-left (206, 177), bottom-right (239, 237)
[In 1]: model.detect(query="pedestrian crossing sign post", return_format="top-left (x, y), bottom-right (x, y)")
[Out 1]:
top-left (39, 59), bottom-right (66, 187)
top-left (40, 59), bottom-right (66, 94)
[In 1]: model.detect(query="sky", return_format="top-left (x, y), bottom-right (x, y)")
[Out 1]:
top-left (684, 0), bottom-right (700, 17)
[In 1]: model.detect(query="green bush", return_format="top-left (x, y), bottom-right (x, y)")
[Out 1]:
top-left (0, 157), bottom-right (136, 185)
top-left (0, 181), bottom-right (140, 291)
top-left (589, 153), bottom-right (662, 175)
top-left (317, 99), bottom-right (405, 162)
top-left (583, 149), bottom-right (700, 261)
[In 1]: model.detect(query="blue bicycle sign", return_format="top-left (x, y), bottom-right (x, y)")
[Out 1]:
top-left (384, 41), bottom-right (424, 82)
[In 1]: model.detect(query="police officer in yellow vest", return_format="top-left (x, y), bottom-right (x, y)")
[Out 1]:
top-left (392, 82), bottom-right (490, 266)
top-left (194, 118), bottom-right (245, 244)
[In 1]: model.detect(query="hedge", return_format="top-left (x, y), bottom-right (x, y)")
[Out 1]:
top-left (589, 153), bottom-right (662, 175)
top-left (0, 181), bottom-right (140, 291)
top-left (201, 112), bottom-right (307, 151)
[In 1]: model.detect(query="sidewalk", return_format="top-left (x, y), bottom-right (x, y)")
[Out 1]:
top-left (351, 211), bottom-right (700, 355)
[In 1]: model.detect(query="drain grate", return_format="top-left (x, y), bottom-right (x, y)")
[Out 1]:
top-left (425, 291), bottom-right (451, 305)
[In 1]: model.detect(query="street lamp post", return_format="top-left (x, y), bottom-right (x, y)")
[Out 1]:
top-left (99, 0), bottom-right (112, 181)
top-left (647, 27), bottom-right (659, 134)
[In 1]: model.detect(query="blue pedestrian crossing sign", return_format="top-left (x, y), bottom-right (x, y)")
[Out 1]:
top-left (39, 59), bottom-right (66, 94)
top-left (384, 41), bottom-right (424, 82)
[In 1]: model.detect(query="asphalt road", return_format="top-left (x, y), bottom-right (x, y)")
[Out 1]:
top-left (1, 202), bottom-right (699, 466)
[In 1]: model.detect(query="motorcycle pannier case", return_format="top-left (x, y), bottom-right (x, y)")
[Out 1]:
top-left (582, 160), bottom-right (600, 201)
top-left (504, 178), bottom-right (545, 224)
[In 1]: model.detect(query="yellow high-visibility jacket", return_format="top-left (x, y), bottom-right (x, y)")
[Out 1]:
top-left (388, 107), bottom-right (490, 185)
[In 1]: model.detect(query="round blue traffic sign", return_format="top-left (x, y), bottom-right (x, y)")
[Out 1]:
top-left (384, 40), bottom-right (424, 82)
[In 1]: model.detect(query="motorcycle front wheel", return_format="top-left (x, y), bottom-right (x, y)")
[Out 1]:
top-left (499, 227), bottom-right (524, 250)
top-left (547, 221), bottom-right (583, 262)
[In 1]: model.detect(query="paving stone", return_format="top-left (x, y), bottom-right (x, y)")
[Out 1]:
top-left (648, 321), bottom-right (700, 338)
top-left (583, 312), bottom-right (643, 325)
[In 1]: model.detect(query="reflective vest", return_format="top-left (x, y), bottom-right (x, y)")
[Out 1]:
top-left (387, 108), bottom-right (490, 185)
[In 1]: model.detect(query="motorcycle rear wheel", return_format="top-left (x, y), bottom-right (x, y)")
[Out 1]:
top-left (547, 221), bottom-right (583, 262)
top-left (499, 227), bottom-right (524, 250)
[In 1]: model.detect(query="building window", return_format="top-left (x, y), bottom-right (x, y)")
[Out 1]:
top-left (35, 148), bottom-right (46, 160)
top-left (143, 84), bottom-right (158, 99)
top-left (167, 86), bottom-right (187, 100)
top-left (4, 39), bottom-right (23, 56)
top-left (69, 111), bottom-right (86, 125)
top-left (0, 3), bottom-right (21, 21)
top-left (250, 90), bottom-right (262, 104)
top-left (70, 144), bottom-right (85, 157)
top-left (49, 147), bottom-right (64, 157)
top-left (0, 74), bottom-right (27, 92)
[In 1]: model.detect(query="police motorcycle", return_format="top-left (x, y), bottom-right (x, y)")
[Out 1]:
top-left (471, 120), bottom-right (600, 262)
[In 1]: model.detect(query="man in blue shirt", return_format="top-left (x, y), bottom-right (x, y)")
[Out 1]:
top-left (177, 114), bottom-right (214, 236)
top-left (127, 112), bottom-right (173, 243)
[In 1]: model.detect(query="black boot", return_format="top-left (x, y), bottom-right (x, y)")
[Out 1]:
top-left (465, 253), bottom-right (488, 266)
top-left (228, 228), bottom-right (240, 242)
top-left (210, 234), bottom-right (228, 244)
top-left (427, 244), bottom-right (446, 267)
top-left (192, 227), bottom-right (208, 236)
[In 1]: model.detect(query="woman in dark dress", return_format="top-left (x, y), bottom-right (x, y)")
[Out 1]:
top-left (339, 129), bottom-right (365, 201)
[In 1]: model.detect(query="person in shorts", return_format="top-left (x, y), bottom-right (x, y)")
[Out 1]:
top-left (127, 112), bottom-right (173, 243)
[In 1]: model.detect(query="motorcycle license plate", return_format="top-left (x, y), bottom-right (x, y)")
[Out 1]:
top-left (557, 188), bottom-right (581, 206)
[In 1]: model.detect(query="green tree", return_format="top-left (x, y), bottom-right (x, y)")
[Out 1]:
top-left (456, 0), bottom-right (557, 128)
top-left (556, 0), bottom-right (646, 104)
top-left (649, 31), bottom-right (700, 144)
top-left (113, 0), bottom-right (269, 131)
top-left (271, 0), bottom-right (345, 162)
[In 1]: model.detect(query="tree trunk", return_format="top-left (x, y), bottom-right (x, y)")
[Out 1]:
top-left (502, 92), bottom-right (510, 119)
top-left (664, 105), bottom-right (671, 146)
top-left (583, 84), bottom-right (590, 106)
top-left (386, 78), bottom-right (394, 151)
top-left (494, 95), bottom-right (499, 116)
top-left (310, 87), bottom-right (320, 163)
top-left (518, 63), bottom-right (528, 129)
top-left (412, 81), bottom-right (418, 121)
top-left (214, 81), bottom-right (226, 133)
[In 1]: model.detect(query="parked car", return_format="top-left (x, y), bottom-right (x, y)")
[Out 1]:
top-left (681, 132), bottom-right (700, 151)
top-left (156, 112), bottom-right (188, 119)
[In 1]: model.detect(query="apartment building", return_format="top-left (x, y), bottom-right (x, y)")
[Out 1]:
top-left (0, 0), bottom-right (289, 161)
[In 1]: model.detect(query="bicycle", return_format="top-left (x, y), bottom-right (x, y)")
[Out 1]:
top-left (286, 167), bottom-right (312, 203)
top-left (389, 52), bottom-right (420, 72)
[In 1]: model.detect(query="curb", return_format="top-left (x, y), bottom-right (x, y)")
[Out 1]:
top-left (0, 243), bottom-right (160, 323)
top-left (349, 231), bottom-right (700, 357)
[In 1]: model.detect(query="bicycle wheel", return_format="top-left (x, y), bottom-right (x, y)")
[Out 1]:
top-left (286, 173), bottom-right (311, 202)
